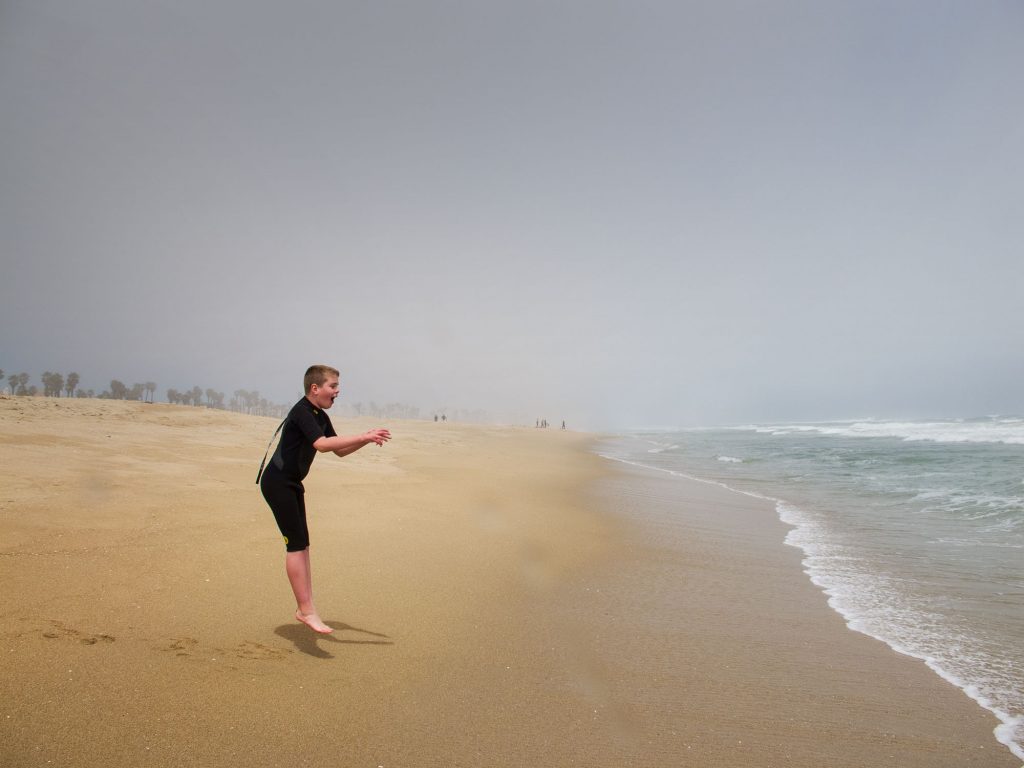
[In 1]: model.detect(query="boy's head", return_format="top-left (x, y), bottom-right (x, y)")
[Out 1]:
top-left (304, 364), bottom-right (340, 394)
top-left (304, 365), bottom-right (340, 409)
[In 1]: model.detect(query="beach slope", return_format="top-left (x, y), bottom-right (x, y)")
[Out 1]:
top-left (0, 397), bottom-right (1015, 766)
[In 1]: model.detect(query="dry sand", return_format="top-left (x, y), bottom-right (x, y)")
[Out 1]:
top-left (0, 396), bottom-right (1016, 767)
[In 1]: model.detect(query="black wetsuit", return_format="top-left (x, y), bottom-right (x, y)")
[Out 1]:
top-left (259, 397), bottom-right (337, 551)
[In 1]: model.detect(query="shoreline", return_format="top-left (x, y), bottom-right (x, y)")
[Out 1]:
top-left (581, 449), bottom-right (1018, 766)
top-left (599, 435), bottom-right (1024, 764)
top-left (0, 396), bottom-right (1018, 766)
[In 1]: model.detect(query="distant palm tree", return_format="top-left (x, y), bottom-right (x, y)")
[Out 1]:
top-left (145, 381), bottom-right (156, 403)
top-left (66, 372), bottom-right (80, 398)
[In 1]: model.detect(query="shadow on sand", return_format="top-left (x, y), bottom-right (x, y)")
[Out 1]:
top-left (273, 620), bottom-right (393, 659)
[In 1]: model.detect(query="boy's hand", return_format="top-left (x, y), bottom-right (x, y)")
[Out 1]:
top-left (365, 428), bottom-right (391, 446)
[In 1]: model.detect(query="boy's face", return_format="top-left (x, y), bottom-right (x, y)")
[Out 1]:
top-left (308, 377), bottom-right (340, 410)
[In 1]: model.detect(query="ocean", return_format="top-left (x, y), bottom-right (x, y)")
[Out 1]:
top-left (597, 417), bottom-right (1024, 761)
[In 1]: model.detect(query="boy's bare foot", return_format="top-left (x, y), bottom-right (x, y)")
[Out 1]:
top-left (295, 609), bottom-right (333, 634)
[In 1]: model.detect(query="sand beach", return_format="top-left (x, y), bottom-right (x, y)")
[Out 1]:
top-left (0, 396), bottom-right (1016, 767)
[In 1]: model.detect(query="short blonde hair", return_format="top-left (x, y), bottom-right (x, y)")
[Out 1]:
top-left (304, 365), bottom-right (339, 393)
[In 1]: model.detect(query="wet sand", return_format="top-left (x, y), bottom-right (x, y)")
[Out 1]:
top-left (0, 396), bottom-right (1016, 766)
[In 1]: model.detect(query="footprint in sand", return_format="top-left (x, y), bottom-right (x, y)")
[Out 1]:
top-left (40, 620), bottom-right (115, 645)
top-left (78, 634), bottom-right (115, 645)
top-left (234, 641), bottom-right (291, 661)
top-left (164, 637), bottom-right (199, 656)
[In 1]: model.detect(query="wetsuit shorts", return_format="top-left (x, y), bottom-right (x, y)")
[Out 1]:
top-left (260, 463), bottom-right (309, 552)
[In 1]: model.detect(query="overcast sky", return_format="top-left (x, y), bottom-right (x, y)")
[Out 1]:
top-left (1, 1), bottom-right (1021, 428)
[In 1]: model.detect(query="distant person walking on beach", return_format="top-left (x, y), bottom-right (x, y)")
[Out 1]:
top-left (257, 365), bottom-right (391, 634)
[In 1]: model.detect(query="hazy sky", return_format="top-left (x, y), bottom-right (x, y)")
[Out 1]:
top-left (2, 1), bottom-right (1022, 428)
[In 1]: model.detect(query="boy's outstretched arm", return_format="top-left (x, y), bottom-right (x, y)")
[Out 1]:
top-left (313, 429), bottom-right (391, 457)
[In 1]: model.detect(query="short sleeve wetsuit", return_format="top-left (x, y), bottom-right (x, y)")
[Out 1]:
top-left (259, 396), bottom-right (337, 551)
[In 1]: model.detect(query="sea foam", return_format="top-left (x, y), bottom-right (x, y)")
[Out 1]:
top-left (743, 418), bottom-right (1024, 445)
top-left (777, 499), bottom-right (1024, 763)
top-left (598, 429), bottom-right (1024, 764)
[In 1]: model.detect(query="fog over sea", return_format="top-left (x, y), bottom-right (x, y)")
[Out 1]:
top-left (598, 417), bottom-right (1024, 761)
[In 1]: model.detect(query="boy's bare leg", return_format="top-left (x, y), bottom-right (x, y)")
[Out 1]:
top-left (285, 548), bottom-right (333, 634)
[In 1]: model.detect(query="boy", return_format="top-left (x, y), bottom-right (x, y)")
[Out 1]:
top-left (259, 365), bottom-right (391, 634)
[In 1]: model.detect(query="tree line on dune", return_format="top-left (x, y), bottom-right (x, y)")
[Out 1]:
top-left (0, 368), bottom-right (434, 421)
top-left (2, 369), bottom-right (163, 403)
top-left (3, 370), bottom-right (87, 399)
top-left (1, 368), bottom-right (286, 416)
